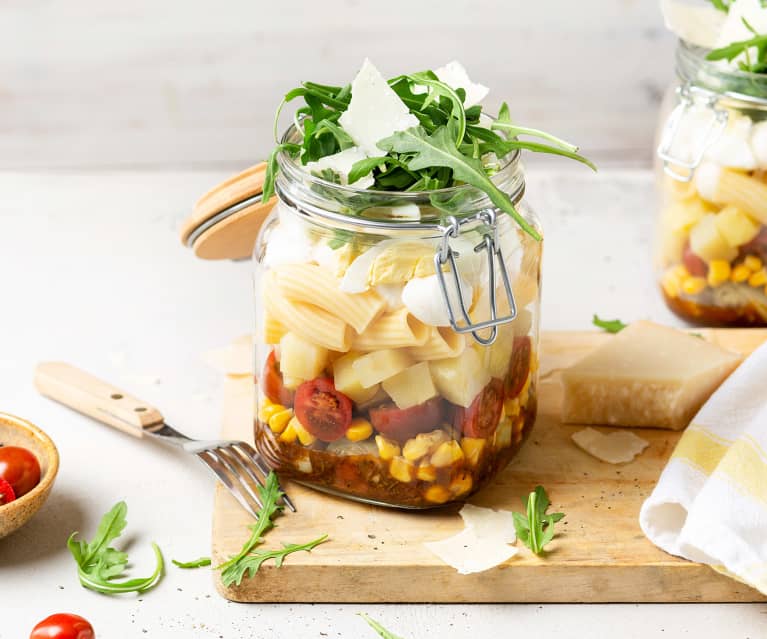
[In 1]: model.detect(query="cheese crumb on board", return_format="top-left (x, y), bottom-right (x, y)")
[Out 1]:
top-left (424, 503), bottom-right (517, 574)
top-left (561, 321), bottom-right (742, 431)
top-left (571, 427), bottom-right (649, 464)
top-left (202, 335), bottom-right (253, 377)
top-left (338, 58), bottom-right (419, 156)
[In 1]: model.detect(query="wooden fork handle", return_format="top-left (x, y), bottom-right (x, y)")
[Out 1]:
top-left (34, 362), bottom-right (164, 437)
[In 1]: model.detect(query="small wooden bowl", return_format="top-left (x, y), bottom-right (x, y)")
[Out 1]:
top-left (0, 413), bottom-right (59, 539)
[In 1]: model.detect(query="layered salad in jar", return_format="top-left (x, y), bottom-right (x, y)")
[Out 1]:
top-left (253, 59), bottom-right (593, 507)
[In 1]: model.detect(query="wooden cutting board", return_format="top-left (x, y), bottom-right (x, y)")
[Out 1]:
top-left (211, 329), bottom-right (767, 603)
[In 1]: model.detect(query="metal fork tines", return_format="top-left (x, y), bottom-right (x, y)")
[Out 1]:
top-left (147, 423), bottom-right (296, 516)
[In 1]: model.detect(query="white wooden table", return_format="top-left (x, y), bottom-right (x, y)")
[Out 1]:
top-left (1, 169), bottom-right (765, 638)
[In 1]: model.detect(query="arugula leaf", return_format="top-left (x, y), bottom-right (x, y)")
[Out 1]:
top-left (348, 156), bottom-right (388, 184)
top-left (493, 101), bottom-right (579, 153)
top-left (512, 486), bottom-right (565, 555)
top-left (377, 125), bottom-right (541, 240)
top-left (359, 614), bottom-right (407, 639)
top-left (263, 143), bottom-right (301, 202)
top-left (217, 471), bottom-right (328, 587)
top-left (172, 557), bottom-right (212, 569)
top-left (592, 314), bottom-right (627, 333)
top-left (67, 501), bottom-right (164, 595)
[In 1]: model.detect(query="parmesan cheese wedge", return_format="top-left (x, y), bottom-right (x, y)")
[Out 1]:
top-left (304, 146), bottom-right (375, 189)
top-left (561, 321), bottom-right (742, 430)
top-left (424, 504), bottom-right (517, 574)
top-left (338, 58), bottom-right (419, 156)
top-left (571, 427), bottom-right (649, 464)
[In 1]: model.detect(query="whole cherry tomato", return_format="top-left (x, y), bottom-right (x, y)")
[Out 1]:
top-left (30, 613), bottom-right (95, 639)
top-left (294, 378), bottom-right (352, 442)
top-left (454, 378), bottom-right (504, 438)
top-left (505, 336), bottom-right (532, 399)
top-left (0, 445), bottom-right (41, 498)
top-left (369, 397), bottom-right (445, 443)
top-left (261, 350), bottom-right (294, 407)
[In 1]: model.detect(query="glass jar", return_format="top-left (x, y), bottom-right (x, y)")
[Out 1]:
top-left (656, 41), bottom-right (767, 326)
top-left (252, 125), bottom-right (542, 508)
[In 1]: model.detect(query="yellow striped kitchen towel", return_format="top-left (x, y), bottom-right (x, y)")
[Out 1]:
top-left (640, 338), bottom-right (767, 595)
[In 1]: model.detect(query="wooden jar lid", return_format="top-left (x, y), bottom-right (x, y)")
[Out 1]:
top-left (180, 162), bottom-right (277, 260)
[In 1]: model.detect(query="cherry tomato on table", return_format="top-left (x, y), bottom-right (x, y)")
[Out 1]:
top-left (30, 613), bottom-right (94, 639)
top-left (505, 335), bottom-right (532, 399)
top-left (0, 445), bottom-right (41, 498)
top-left (261, 350), bottom-right (294, 407)
top-left (454, 378), bottom-right (505, 438)
top-left (369, 397), bottom-right (445, 443)
top-left (294, 378), bottom-right (352, 442)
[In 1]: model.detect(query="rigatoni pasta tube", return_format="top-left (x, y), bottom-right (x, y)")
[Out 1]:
top-left (713, 169), bottom-right (767, 224)
top-left (273, 263), bottom-right (385, 333)
top-left (351, 307), bottom-right (430, 350)
top-left (408, 327), bottom-right (466, 361)
top-left (263, 272), bottom-right (351, 352)
top-left (262, 313), bottom-right (287, 344)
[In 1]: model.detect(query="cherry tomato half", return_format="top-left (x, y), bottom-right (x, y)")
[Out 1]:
top-left (261, 350), bottom-right (294, 407)
top-left (30, 613), bottom-right (95, 639)
top-left (454, 378), bottom-right (505, 438)
top-left (682, 242), bottom-right (708, 277)
top-left (505, 336), bottom-right (532, 399)
top-left (294, 378), bottom-right (352, 442)
top-left (0, 477), bottom-right (16, 505)
top-left (369, 397), bottom-right (445, 443)
top-left (0, 445), bottom-right (41, 498)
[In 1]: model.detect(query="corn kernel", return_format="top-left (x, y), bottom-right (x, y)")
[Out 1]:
top-left (530, 354), bottom-right (539, 374)
top-left (460, 437), bottom-right (486, 468)
top-left (519, 373), bottom-right (532, 407)
top-left (661, 270), bottom-right (681, 298)
top-left (389, 456), bottom-right (415, 483)
top-left (375, 435), bottom-right (401, 461)
top-left (268, 408), bottom-right (293, 434)
top-left (449, 472), bottom-right (473, 498)
top-left (748, 269), bottom-right (767, 287)
top-left (289, 416), bottom-right (316, 446)
top-left (681, 276), bottom-right (707, 295)
top-left (671, 264), bottom-right (690, 279)
top-left (424, 485), bottom-right (451, 504)
top-left (494, 420), bottom-right (513, 448)
top-left (707, 259), bottom-right (731, 287)
top-left (504, 397), bottom-right (521, 419)
top-left (732, 264), bottom-right (751, 283)
top-left (430, 440), bottom-right (465, 468)
top-left (278, 423), bottom-right (298, 443)
top-left (258, 400), bottom-right (284, 423)
top-left (345, 418), bottom-right (373, 442)
top-left (416, 463), bottom-right (437, 482)
top-left (744, 255), bottom-right (763, 272)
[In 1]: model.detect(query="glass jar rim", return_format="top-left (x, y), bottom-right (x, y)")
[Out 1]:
top-left (677, 39), bottom-right (767, 105)
top-left (274, 119), bottom-right (525, 225)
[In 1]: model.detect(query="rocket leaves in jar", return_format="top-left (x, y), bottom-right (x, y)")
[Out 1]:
top-left (706, 17), bottom-right (767, 74)
top-left (262, 62), bottom-right (595, 240)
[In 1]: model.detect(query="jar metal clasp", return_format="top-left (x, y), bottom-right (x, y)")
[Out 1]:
top-left (657, 83), bottom-right (729, 183)
top-left (434, 210), bottom-right (517, 346)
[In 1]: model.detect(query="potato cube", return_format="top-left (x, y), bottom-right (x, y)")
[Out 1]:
top-left (689, 214), bottom-right (738, 263)
top-left (429, 348), bottom-right (490, 408)
top-left (279, 332), bottom-right (328, 381)
top-left (352, 349), bottom-right (414, 388)
top-left (449, 472), bottom-right (473, 498)
top-left (416, 463), bottom-right (437, 482)
top-left (715, 206), bottom-right (760, 248)
top-left (333, 352), bottom-right (382, 404)
top-left (381, 362), bottom-right (438, 409)
top-left (424, 485), bottom-right (451, 504)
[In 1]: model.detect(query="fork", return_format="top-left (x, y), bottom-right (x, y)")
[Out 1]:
top-left (33, 362), bottom-right (295, 516)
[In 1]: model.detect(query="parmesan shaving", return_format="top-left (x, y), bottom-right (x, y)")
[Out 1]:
top-left (571, 427), bottom-right (649, 464)
top-left (424, 503), bottom-right (517, 574)
top-left (202, 335), bottom-right (253, 376)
